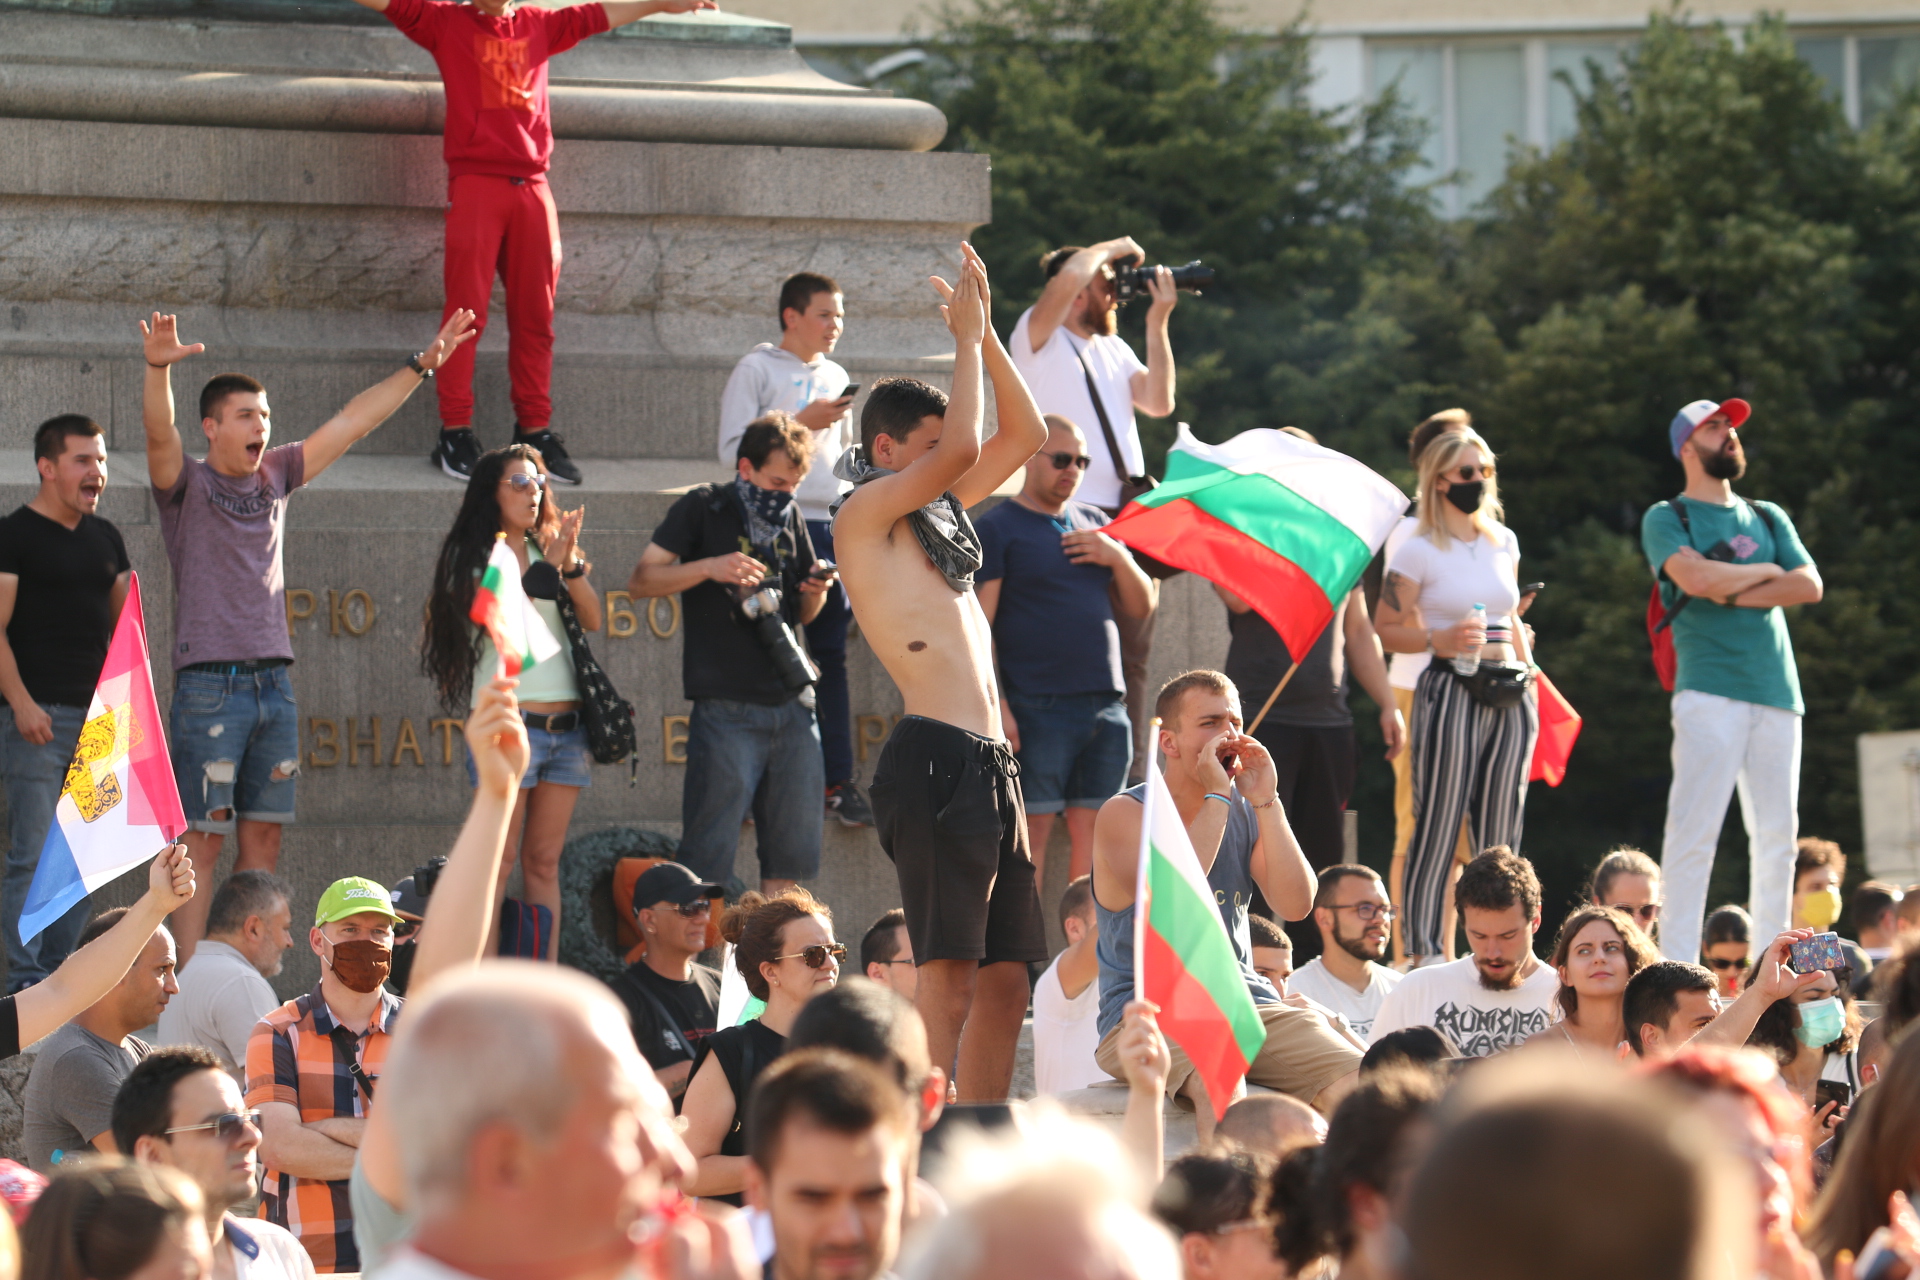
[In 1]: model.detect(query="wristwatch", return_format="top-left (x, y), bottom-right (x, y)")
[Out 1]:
top-left (562, 560), bottom-right (588, 580)
top-left (407, 352), bottom-right (434, 379)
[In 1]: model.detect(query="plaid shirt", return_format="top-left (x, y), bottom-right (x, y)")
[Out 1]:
top-left (245, 984), bottom-right (400, 1274)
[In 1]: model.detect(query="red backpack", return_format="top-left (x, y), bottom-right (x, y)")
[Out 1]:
top-left (1646, 497), bottom-right (1776, 691)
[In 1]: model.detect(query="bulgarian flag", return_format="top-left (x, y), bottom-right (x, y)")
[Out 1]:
top-left (471, 534), bottom-right (562, 676)
top-left (1135, 763), bottom-right (1264, 1119)
top-left (1108, 425), bottom-right (1405, 664)
top-left (22, 573), bottom-right (187, 943)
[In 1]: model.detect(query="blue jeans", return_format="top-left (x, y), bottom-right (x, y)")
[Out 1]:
top-left (805, 519), bottom-right (853, 788)
top-left (0, 704), bottom-right (93, 990)
top-left (679, 697), bottom-right (824, 884)
top-left (168, 666), bottom-right (300, 833)
top-left (1004, 689), bottom-right (1133, 814)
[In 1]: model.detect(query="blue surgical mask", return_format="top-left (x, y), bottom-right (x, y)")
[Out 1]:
top-left (1794, 995), bottom-right (1845, 1048)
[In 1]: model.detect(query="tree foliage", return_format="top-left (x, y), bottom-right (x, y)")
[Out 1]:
top-left (910, 3), bottom-right (1920, 921)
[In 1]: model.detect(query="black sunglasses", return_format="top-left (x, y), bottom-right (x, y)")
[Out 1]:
top-left (774, 943), bottom-right (847, 969)
top-left (1046, 452), bottom-right (1092, 471)
top-left (1608, 902), bottom-right (1662, 923)
top-left (1705, 956), bottom-right (1751, 972)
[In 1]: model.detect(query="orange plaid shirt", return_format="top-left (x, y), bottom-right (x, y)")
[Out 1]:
top-left (244, 984), bottom-right (400, 1274)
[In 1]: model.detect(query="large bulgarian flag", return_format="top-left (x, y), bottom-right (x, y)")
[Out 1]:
top-left (471, 534), bottom-right (562, 676)
top-left (1107, 425), bottom-right (1405, 664)
top-left (1135, 764), bottom-right (1265, 1119)
top-left (21, 574), bottom-right (187, 943)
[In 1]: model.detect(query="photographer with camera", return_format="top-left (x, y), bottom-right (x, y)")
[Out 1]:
top-left (1011, 239), bottom-right (1186, 781)
top-left (1644, 399), bottom-right (1822, 965)
top-left (630, 413), bottom-right (835, 894)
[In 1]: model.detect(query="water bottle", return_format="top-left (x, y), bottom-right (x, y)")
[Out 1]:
top-left (1451, 603), bottom-right (1487, 676)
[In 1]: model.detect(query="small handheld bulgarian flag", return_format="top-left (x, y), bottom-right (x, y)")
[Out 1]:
top-left (1135, 759), bottom-right (1265, 1119)
top-left (471, 534), bottom-right (562, 677)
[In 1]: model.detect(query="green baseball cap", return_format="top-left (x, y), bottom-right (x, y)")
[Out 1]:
top-left (314, 876), bottom-right (405, 927)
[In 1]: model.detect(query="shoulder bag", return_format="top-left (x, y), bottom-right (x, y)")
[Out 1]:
top-left (552, 585), bottom-right (637, 766)
top-left (1073, 340), bottom-right (1158, 507)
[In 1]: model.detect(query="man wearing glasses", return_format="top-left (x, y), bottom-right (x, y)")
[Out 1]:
top-left (609, 862), bottom-right (726, 1101)
top-left (977, 414), bottom-right (1157, 887)
top-left (117, 1046), bottom-right (315, 1280)
top-left (1285, 866), bottom-right (1403, 1043)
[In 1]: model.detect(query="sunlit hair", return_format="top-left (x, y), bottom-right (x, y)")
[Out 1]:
top-left (1415, 427), bottom-right (1504, 547)
top-left (1642, 1045), bottom-right (1815, 1220)
top-left (1806, 1023), bottom-right (1920, 1267)
top-left (1549, 905), bottom-right (1658, 1020)
top-left (21, 1161), bottom-right (202, 1280)
top-left (1591, 847), bottom-right (1661, 904)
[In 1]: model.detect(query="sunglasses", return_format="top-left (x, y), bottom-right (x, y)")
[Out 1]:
top-left (667, 899), bottom-right (713, 919)
top-left (1705, 956), bottom-right (1751, 972)
top-left (165, 1110), bottom-right (261, 1143)
top-left (392, 919), bottom-right (421, 940)
top-left (775, 943), bottom-right (848, 969)
top-left (1608, 902), bottom-right (1662, 923)
top-left (506, 472), bottom-right (547, 492)
top-left (1329, 902), bottom-right (1395, 922)
top-left (1046, 452), bottom-right (1092, 471)
top-left (1450, 464), bottom-right (1494, 482)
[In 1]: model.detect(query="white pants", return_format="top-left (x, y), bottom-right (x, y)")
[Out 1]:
top-left (1659, 690), bottom-right (1801, 964)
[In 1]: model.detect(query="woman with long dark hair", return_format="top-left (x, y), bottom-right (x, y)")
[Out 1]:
top-left (422, 443), bottom-right (601, 961)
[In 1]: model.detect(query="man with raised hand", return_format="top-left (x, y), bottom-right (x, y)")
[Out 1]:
top-left (139, 309), bottom-right (474, 963)
top-left (831, 244), bottom-right (1050, 1101)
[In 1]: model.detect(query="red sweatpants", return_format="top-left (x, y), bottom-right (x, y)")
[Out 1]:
top-left (438, 173), bottom-right (561, 430)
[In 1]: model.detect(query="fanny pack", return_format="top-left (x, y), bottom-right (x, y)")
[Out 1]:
top-left (1452, 660), bottom-right (1535, 710)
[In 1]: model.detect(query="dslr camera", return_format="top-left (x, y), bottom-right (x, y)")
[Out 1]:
top-left (734, 583), bottom-right (820, 692)
top-left (1114, 260), bottom-right (1216, 303)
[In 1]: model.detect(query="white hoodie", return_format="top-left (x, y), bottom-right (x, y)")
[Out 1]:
top-left (717, 343), bottom-right (852, 523)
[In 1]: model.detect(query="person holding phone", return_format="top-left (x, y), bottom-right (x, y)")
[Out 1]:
top-left (717, 273), bottom-right (866, 828)
top-left (1745, 964), bottom-right (1865, 1118)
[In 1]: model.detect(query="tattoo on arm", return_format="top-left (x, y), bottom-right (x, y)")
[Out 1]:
top-left (1383, 571), bottom-right (1411, 612)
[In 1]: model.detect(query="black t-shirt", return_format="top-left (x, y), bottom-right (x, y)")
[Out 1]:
top-left (1223, 595), bottom-right (1351, 730)
top-left (0, 507), bottom-right (130, 707)
top-left (610, 959), bottom-right (721, 1070)
top-left (649, 484), bottom-right (816, 704)
top-left (0, 995), bottom-right (19, 1060)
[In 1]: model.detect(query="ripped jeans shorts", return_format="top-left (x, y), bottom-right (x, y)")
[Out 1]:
top-left (168, 663), bottom-right (299, 834)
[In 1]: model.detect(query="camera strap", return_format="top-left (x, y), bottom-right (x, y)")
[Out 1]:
top-left (1072, 340), bottom-right (1147, 491)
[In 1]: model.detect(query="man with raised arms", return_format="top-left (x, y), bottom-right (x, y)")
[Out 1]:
top-left (830, 245), bottom-right (1050, 1101)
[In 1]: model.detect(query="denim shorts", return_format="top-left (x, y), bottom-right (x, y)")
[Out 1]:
top-left (169, 665), bottom-right (300, 834)
top-left (466, 715), bottom-right (593, 790)
top-left (1004, 689), bottom-right (1132, 814)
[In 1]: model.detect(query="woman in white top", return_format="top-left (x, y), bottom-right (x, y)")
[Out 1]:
top-left (1373, 427), bottom-right (1537, 964)
top-left (422, 443), bottom-right (602, 960)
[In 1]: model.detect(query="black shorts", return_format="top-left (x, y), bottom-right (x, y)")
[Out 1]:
top-left (869, 715), bottom-right (1048, 966)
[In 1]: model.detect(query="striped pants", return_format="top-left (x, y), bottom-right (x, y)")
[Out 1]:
top-left (1401, 665), bottom-right (1539, 957)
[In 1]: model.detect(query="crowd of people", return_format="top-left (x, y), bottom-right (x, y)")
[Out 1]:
top-left (0, 0), bottom-right (1895, 1268)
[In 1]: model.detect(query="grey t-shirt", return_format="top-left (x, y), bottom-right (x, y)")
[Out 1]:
top-left (154, 443), bottom-right (305, 670)
top-left (23, 1023), bottom-right (151, 1171)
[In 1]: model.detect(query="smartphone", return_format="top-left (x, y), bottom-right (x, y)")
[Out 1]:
top-left (1816, 1078), bottom-right (1853, 1111)
top-left (840, 383), bottom-right (862, 399)
top-left (1855, 1226), bottom-right (1910, 1280)
top-left (808, 559), bottom-right (838, 581)
top-left (1520, 581), bottom-right (1545, 596)
top-left (1789, 931), bottom-right (1848, 973)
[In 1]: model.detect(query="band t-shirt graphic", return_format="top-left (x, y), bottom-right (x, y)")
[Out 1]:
top-left (1366, 954), bottom-right (1558, 1056)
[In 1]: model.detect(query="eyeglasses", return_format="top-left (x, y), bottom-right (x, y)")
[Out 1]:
top-left (1450, 464), bottom-right (1494, 482)
top-left (1608, 903), bottom-right (1662, 923)
top-left (1211, 1219), bottom-right (1274, 1238)
top-left (1328, 902), bottom-right (1395, 922)
top-left (164, 1110), bottom-right (261, 1143)
top-left (1046, 452), bottom-right (1092, 471)
top-left (775, 943), bottom-right (847, 969)
top-left (1705, 956), bottom-right (1751, 972)
top-left (506, 472), bottom-right (547, 492)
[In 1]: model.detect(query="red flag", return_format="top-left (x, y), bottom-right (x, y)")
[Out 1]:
top-left (1529, 670), bottom-right (1582, 787)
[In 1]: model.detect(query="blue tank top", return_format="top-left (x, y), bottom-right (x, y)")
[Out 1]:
top-left (1094, 781), bottom-right (1281, 1040)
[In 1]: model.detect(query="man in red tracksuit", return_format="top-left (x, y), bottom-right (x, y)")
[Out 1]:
top-left (348, 0), bottom-right (713, 485)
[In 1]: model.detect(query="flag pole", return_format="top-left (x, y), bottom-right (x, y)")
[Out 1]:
top-left (1245, 661), bottom-right (1301, 736)
top-left (1133, 718), bottom-right (1160, 1005)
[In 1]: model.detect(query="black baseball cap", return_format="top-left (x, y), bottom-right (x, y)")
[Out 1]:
top-left (632, 862), bottom-right (725, 916)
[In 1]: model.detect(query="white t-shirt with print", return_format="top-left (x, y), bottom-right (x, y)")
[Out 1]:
top-left (1367, 955), bottom-right (1558, 1056)
top-left (1032, 952), bottom-right (1103, 1095)
top-left (1286, 957), bottom-right (1402, 1042)
top-left (1008, 308), bottom-right (1148, 510)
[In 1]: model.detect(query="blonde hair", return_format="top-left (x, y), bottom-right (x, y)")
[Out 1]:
top-left (1415, 427), bottom-right (1505, 548)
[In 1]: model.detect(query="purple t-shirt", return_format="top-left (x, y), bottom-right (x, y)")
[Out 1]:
top-left (154, 444), bottom-right (305, 669)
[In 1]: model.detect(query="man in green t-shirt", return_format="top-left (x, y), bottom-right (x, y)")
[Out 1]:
top-left (1641, 398), bottom-right (1823, 966)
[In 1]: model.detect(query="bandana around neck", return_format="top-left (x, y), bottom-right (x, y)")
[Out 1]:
top-left (733, 477), bottom-right (796, 551)
top-left (829, 447), bottom-right (983, 593)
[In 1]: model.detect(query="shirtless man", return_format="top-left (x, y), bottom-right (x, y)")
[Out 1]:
top-left (831, 245), bottom-right (1050, 1100)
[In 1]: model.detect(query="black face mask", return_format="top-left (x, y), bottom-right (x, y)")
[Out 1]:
top-left (1444, 480), bottom-right (1485, 514)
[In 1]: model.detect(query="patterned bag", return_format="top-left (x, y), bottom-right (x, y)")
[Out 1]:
top-left (552, 585), bottom-right (636, 765)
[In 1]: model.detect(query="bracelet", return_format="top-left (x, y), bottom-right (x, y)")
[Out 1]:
top-left (1203, 792), bottom-right (1231, 806)
top-left (1251, 795), bottom-right (1280, 810)
top-left (407, 352), bottom-right (434, 379)
top-left (146, 361), bottom-right (168, 370)
top-left (562, 562), bottom-right (587, 580)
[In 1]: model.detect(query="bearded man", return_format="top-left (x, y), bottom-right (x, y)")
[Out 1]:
top-left (1284, 865), bottom-right (1403, 1042)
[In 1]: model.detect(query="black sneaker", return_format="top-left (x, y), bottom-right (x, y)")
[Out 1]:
top-left (515, 427), bottom-right (581, 485)
top-left (825, 781), bottom-right (875, 828)
top-left (434, 428), bottom-right (482, 481)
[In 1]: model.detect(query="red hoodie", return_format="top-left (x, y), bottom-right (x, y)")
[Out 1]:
top-left (383, 0), bottom-right (610, 180)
